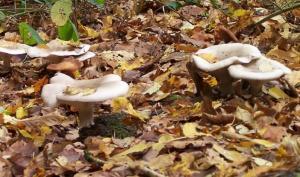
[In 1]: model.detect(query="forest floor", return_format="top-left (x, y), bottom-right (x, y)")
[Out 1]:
top-left (0, 0), bottom-right (299, 176)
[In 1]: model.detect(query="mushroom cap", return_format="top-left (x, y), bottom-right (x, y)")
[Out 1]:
top-left (27, 39), bottom-right (90, 58)
top-left (41, 84), bottom-right (66, 107)
top-left (42, 73), bottom-right (127, 107)
top-left (228, 57), bottom-right (292, 80)
top-left (57, 81), bottom-right (129, 102)
top-left (192, 43), bottom-right (262, 72)
top-left (0, 40), bottom-right (30, 55)
top-left (77, 51), bottom-right (96, 61)
top-left (50, 72), bottom-right (76, 85)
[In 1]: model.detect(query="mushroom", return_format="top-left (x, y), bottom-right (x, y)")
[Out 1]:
top-left (228, 56), bottom-right (292, 94)
top-left (189, 43), bottom-right (262, 95)
top-left (0, 40), bottom-right (30, 71)
top-left (41, 73), bottom-right (129, 127)
top-left (47, 57), bottom-right (83, 75)
top-left (77, 51), bottom-right (96, 62)
top-left (27, 39), bottom-right (91, 59)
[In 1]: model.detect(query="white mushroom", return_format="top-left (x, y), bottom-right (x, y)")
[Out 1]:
top-left (41, 73), bottom-right (129, 127)
top-left (228, 56), bottom-right (292, 94)
top-left (77, 51), bottom-right (96, 61)
top-left (27, 39), bottom-right (91, 59)
top-left (190, 43), bottom-right (262, 95)
top-left (0, 40), bottom-right (30, 70)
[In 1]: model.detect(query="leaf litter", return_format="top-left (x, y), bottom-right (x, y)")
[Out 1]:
top-left (0, 0), bottom-right (300, 176)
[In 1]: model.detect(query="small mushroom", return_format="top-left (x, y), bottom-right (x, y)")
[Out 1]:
top-left (27, 39), bottom-right (90, 59)
top-left (47, 57), bottom-right (83, 75)
top-left (0, 40), bottom-right (30, 71)
top-left (228, 56), bottom-right (292, 94)
top-left (190, 43), bottom-right (262, 95)
top-left (41, 73), bottom-right (129, 127)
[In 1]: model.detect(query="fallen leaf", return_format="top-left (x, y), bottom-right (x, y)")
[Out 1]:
top-left (265, 87), bottom-right (289, 100)
top-left (213, 144), bottom-right (248, 164)
top-left (113, 141), bottom-right (152, 158)
top-left (16, 107), bottom-right (28, 119)
top-left (112, 97), bottom-right (149, 121)
top-left (182, 122), bottom-right (206, 138)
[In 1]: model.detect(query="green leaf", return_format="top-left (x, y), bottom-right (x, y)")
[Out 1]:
top-left (58, 19), bottom-right (79, 41)
top-left (51, 0), bottom-right (72, 26)
top-left (18, 22), bottom-right (45, 45)
top-left (166, 1), bottom-right (182, 10)
top-left (0, 11), bottom-right (6, 22)
top-left (87, 0), bottom-right (105, 8)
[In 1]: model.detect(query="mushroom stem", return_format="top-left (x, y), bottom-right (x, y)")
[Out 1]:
top-left (186, 62), bottom-right (213, 98)
top-left (248, 80), bottom-right (264, 95)
top-left (213, 69), bottom-right (235, 95)
top-left (77, 102), bottom-right (95, 128)
top-left (186, 62), bottom-right (204, 97)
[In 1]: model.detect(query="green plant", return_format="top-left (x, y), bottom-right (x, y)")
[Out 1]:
top-left (19, 22), bottom-right (45, 45)
top-left (58, 19), bottom-right (79, 41)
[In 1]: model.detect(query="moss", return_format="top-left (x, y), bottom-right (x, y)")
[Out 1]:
top-left (79, 113), bottom-right (137, 139)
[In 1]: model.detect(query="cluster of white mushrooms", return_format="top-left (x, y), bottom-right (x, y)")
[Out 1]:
top-left (0, 39), bottom-right (129, 128)
top-left (189, 43), bottom-right (292, 96)
top-left (0, 39), bottom-right (96, 70)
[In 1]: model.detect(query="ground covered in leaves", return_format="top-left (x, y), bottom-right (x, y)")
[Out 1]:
top-left (0, 0), bottom-right (300, 176)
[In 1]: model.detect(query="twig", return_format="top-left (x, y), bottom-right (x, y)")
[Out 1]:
top-left (84, 151), bottom-right (166, 177)
top-left (255, 2), bottom-right (300, 25)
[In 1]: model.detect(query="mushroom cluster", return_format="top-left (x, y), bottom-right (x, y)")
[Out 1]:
top-left (188, 43), bottom-right (292, 97)
top-left (41, 73), bottom-right (129, 127)
top-left (0, 39), bottom-right (96, 73)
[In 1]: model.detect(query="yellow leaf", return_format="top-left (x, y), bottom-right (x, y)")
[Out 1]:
top-left (196, 53), bottom-right (217, 63)
top-left (113, 141), bottom-right (151, 157)
top-left (203, 75), bottom-right (218, 87)
top-left (233, 9), bottom-right (248, 17)
top-left (266, 87), bottom-right (289, 100)
top-left (182, 122), bottom-right (205, 138)
top-left (64, 86), bottom-right (81, 95)
top-left (16, 107), bottom-right (28, 119)
top-left (72, 70), bottom-right (81, 79)
top-left (117, 58), bottom-right (144, 71)
top-left (63, 86), bottom-right (96, 96)
top-left (112, 97), bottom-right (149, 121)
top-left (81, 88), bottom-right (97, 96)
top-left (19, 129), bottom-right (33, 139)
top-left (40, 125), bottom-right (52, 135)
top-left (152, 134), bottom-right (175, 151)
top-left (78, 21), bottom-right (100, 39)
